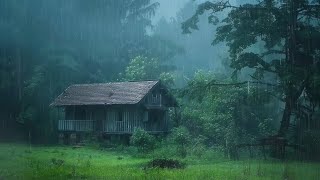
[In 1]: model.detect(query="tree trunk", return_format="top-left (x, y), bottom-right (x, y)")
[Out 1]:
top-left (278, 97), bottom-right (294, 137)
top-left (278, 80), bottom-right (307, 137)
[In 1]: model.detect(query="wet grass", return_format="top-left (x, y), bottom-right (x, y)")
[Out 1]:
top-left (0, 143), bottom-right (320, 179)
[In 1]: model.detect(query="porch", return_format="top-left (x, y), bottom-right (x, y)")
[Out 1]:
top-left (58, 120), bottom-right (96, 132)
top-left (58, 119), bottom-right (168, 133)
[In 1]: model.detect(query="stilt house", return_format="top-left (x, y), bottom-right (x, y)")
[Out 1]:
top-left (50, 80), bottom-right (177, 135)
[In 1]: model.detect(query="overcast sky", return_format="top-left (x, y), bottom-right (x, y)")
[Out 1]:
top-left (152, 0), bottom-right (243, 24)
top-left (152, 0), bottom-right (189, 23)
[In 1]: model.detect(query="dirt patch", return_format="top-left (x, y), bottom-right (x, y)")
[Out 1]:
top-left (146, 158), bottom-right (186, 169)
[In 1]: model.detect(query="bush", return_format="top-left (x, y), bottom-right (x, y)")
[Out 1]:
top-left (171, 126), bottom-right (190, 145)
top-left (301, 130), bottom-right (320, 161)
top-left (130, 128), bottom-right (156, 153)
top-left (170, 126), bottom-right (191, 158)
top-left (151, 145), bottom-right (177, 159)
top-left (146, 158), bottom-right (186, 169)
top-left (190, 135), bottom-right (207, 158)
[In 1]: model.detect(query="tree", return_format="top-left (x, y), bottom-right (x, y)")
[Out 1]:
top-left (153, 1), bottom-right (229, 86)
top-left (0, 0), bottom-right (161, 142)
top-left (182, 0), bottom-right (320, 137)
top-left (122, 55), bottom-right (175, 87)
top-left (122, 56), bottom-right (161, 81)
top-left (130, 128), bottom-right (156, 153)
top-left (170, 126), bottom-right (191, 158)
top-left (180, 70), bottom-right (277, 158)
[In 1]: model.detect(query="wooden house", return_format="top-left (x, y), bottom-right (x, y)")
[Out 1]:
top-left (50, 80), bottom-right (177, 138)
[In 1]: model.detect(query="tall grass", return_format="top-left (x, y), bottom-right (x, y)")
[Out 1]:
top-left (0, 143), bottom-right (319, 179)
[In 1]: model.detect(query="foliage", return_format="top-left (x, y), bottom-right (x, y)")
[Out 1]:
top-left (130, 128), bottom-right (156, 153)
top-left (145, 158), bottom-right (186, 169)
top-left (0, 0), bottom-right (182, 142)
top-left (122, 56), bottom-right (161, 81)
top-left (154, 1), bottom-right (228, 86)
top-left (182, 0), bottom-right (320, 136)
top-left (170, 126), bottom-right (191, 146)
top-left (170, 126), bottom-right (191, 158)
top-left (189, 135), bottom-right (207, 158)
top-left (122, 55), bottom-right (175, 87)
top-left (179, 70), bottom-right (277, 158)
top-left (1, 143), bottom-right (320, 179)
top-left (301, 131), bottom-right (320, 161)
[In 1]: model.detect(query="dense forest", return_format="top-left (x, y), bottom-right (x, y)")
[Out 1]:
top-left (1, 0), bottom-right (320, 179)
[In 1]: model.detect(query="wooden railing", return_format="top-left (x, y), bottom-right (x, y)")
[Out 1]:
top-left (146, 94), bottom-right (162, 106)
top-left (58, 120), bottom-right (96, 132)
top-left (103, 120), bottom-right (168, 134)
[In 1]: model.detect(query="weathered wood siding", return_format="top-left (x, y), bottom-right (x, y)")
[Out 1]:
top-left (144, 88), bottom-right (165, 107)
top-left (146, 93), bottom-right (162, 106)
top-left (61, 104), bottom-right (169, 133)
top-left (103, 108), bottom-right (142, 133)
top-left (58, 120), bottom-right (95, 131)
top-left (102, 107), bottom-right (168, 133)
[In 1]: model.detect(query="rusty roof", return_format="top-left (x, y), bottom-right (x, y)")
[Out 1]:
top-left (50, 81), bottom-right (159, 106)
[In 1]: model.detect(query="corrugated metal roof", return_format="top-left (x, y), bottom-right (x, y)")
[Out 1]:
top-left (50, 81), bottom-right (159, 106)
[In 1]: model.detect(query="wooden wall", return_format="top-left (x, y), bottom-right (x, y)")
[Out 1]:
top-left (103, 108), bottom-right (141, 133)
top-left (102, 107), bottom-right (168, 133)
top-left (62, 105), bottom-right (169, 133)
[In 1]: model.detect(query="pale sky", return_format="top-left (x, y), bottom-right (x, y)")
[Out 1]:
top-left (152, 0), bottom-right (189, 23)
top-left (152, 0), bottom-right (242, 24)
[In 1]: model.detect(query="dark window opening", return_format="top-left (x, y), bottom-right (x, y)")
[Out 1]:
top-left (75, 107), bottom-right (86, 120)
top-left (149, 110), bottom-right (163, 122)
top-left (118, 111), bottom-right (123, 121)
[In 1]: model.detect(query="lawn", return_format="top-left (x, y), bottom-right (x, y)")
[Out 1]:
top-left (0, 143), bottom-right (319, 179)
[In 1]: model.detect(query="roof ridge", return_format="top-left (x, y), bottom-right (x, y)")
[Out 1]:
top-left (50, 80), bottom-right (160, 106)
top-left (71, 80), bottom-right (159, 86)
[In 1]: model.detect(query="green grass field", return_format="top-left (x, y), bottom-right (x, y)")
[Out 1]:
top-left (0, 143), bottom-right (319, 179)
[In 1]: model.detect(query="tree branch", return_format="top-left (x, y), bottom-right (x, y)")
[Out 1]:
top-left (261, 50), bottom-right (286, 57)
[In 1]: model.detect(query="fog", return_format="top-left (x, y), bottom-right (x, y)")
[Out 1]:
top-left (0, 0), bottom-right (319, 179)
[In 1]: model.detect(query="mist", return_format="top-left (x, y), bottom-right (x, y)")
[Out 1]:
top-left (0, 0), bottom-right (320, 179)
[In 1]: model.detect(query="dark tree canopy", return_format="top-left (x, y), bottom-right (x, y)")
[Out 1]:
top-left (0, 0), bottom-right (182, 142)
top-left (182, 0), bottom-right (320, 136)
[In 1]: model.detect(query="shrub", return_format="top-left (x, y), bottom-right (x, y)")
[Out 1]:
top-left (301, 130), bottom-right (320, 161)
top-left (190, 135), bottom-right (207, 158)
top-left (150, 144), bottom-right (177, 159)
top-left (130, 128), bottom-right (156, 153)
top-left (171, 126), bottom-right (190, 145)
top-left (170, 126), bottom-right (191, 158)
top-left (146, 158), bottom-right (186, 169)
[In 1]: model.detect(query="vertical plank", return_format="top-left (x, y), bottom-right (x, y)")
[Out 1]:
top-left (112, 110), bottom-right (115, 132)
top-left (125, 111), bottom-right (127, 132)
top-left (108, 111), bottom-right (110, 132)
top-left (73, 106), bottom-right (75, 120)
top-left (106, 110), bottom-right (109, 132)
top-left (109, 110), bottom-right (111, 132)
top-left (128, 111), bottom-right (130, 132)
top-left (126, 111), bottom-right (128, 132)
top-left (127, 111), bottom-right (129, 133)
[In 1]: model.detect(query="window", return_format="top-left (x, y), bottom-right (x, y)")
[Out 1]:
top-left (143, 111), bottom-right (148, 122)
top-left (149, 110), bottom-right (160, 122)
top-left (117, 111), bottom-right (123, 121)
top-left (75, 107), bottom-right (86, 120)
